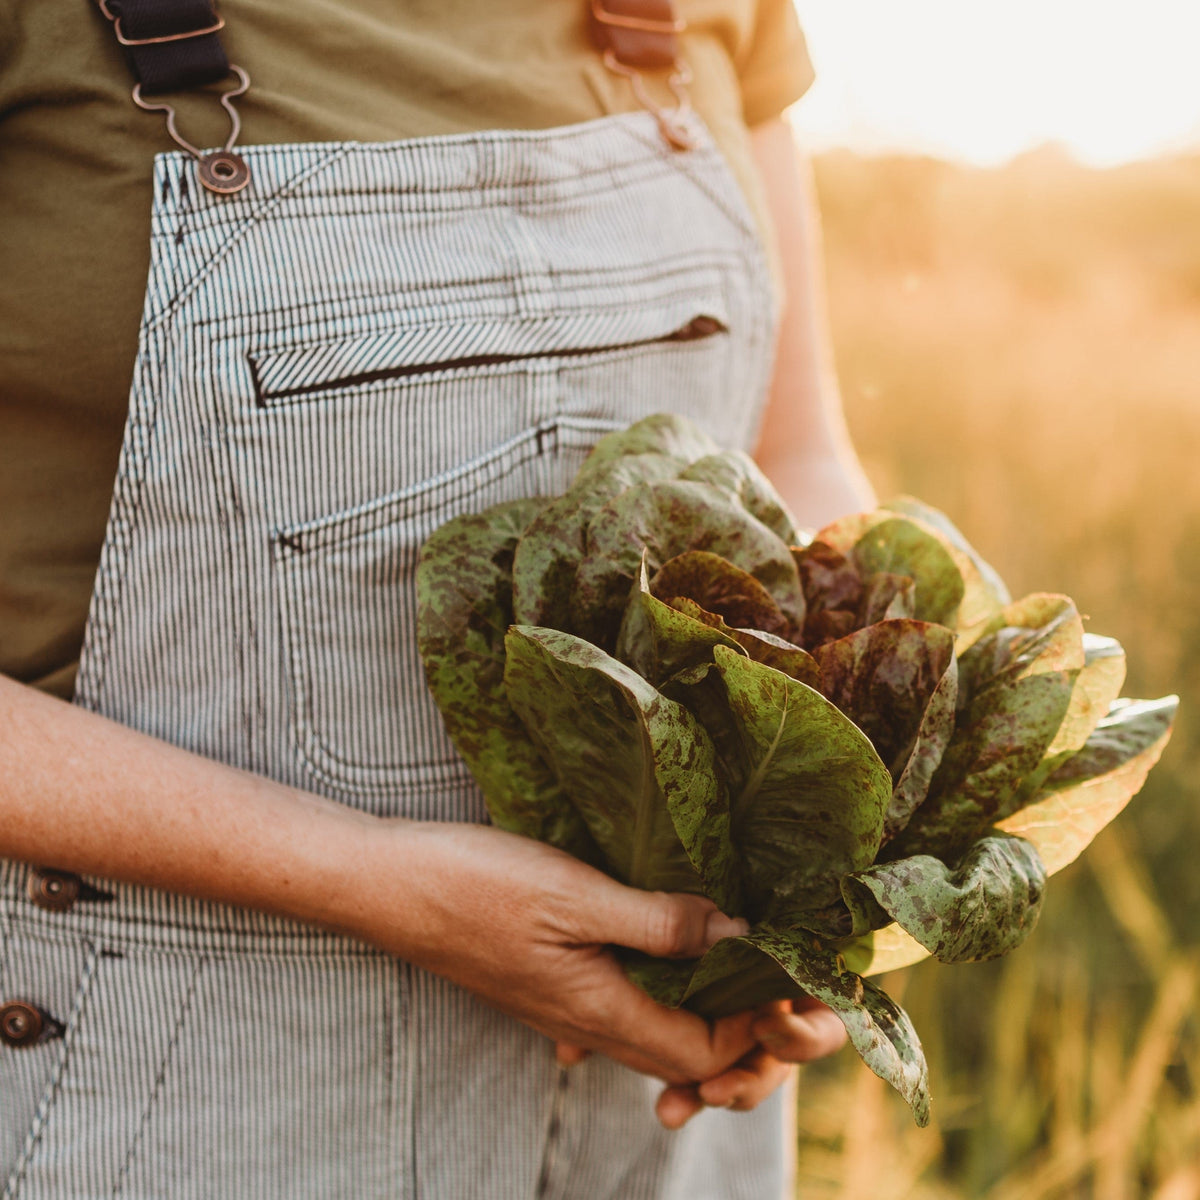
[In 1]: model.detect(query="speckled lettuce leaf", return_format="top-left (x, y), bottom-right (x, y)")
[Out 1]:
top-left (813, 620), bottom-right (959, 841)
top-left (416, 499), bottom-right (594, 856)
top-left (792, 540), bottom-right (865, 647)
top-left (624, 933), bottom-right (803, 1016)
top-left (574, 411), bottom-right (720, 474)
top-left (858, 573), bottom-right (918, 626)
top-left (696, 645), bottom-right (892, 924)
top-left (889, 594), bottom-right (1085, 860)
top-left (883, 496), bottom-right (1011, 614)
top-left (721, 932), bottom-right (931, 1126)
top-left (819, 506), bottom-right (1007, 635)
top-left (850, 517), bottom-right (965, 628)
top-left (503, 625), bottom-right (740, 912)
top-left (843, 834), bottom-right (1046, 963)
top-left (571, 479), bottom-right (805, 650)
top-left (511, 453), bottom-right (684, 630)
top-left (651, 550), bottom-right (793, 638)
top-left (669, 598), bottom-right (822, 687)
top-left (997, 695), bottom-right (1178, 875)
top-left (676, 450), bottom-right (800, 546)
top-left (1009, 633), bottom-right (1128, 809)
top-left (615, 555), bottom-right (743, 688)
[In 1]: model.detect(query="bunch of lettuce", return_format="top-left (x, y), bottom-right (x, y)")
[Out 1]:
top-left (416, 414), bottom-right (1177, 1124)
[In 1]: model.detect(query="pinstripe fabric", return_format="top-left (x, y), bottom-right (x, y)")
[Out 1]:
top-left (0, 113), bottom-right (783, 1198)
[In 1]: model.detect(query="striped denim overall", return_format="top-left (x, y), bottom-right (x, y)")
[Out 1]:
top-left (0, 112), bottom-right (781, 1198)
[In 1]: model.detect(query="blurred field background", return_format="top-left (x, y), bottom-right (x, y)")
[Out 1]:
top-left (790, 149), bottom-right (1200, 1198)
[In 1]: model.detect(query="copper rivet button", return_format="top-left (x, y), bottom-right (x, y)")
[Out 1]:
top-left (27, 868), bottom-right (81, 913)
top-left (0, 1001), bottom-right (45, 1049)
top-left (197, 151), bottom-right (251, 195)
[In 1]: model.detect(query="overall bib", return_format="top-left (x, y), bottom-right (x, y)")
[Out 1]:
top-left (0, 110), bottom-right (781, 1198)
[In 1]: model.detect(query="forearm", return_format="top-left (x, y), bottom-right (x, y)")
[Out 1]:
top-left (0, 672), bottom-right (382, 938)
top-left (749, 116), bottom-right (876, 528)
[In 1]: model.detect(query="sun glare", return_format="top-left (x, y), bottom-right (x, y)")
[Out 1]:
top-left (789, 0), bottom-right (1200, 166)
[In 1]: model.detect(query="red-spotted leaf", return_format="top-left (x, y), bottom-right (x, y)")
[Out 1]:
top-left (843, 834), bottom-right (1046, 963)
top-left (889, 594), bottom-right (1085, 859)
top-left (503, 626), bottom-right (741, 913)
top-left (571, 479), bottom-right (804, 649)
top-left (667, 598), bottom-right (822, 687)
top-left (650, 549), bottom-right (793, 637)
top-left (997, 695), bottom-right (1178, 875)
top-left (813, 620), bottom-right (959, 840)
top-left (615, 555), bottom-right (743, 688)
top-left (676, 450), bottom-right (800, 546)
top-left (701, 646), bottom-right (891, 923)
top-left (416, 499), bottom-right (594, 857)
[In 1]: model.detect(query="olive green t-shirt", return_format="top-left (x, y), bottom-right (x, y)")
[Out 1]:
top-left (0, 0), bottom-right (814, 698)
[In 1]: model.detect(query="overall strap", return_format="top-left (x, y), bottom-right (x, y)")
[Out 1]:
top-left (94, 0), bottom-right (252, 194)
top-left (588, 0), bottom-right (694, 150)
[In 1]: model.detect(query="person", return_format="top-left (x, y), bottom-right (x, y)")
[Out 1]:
top-left (0, 0), bottom-right (874, 1195)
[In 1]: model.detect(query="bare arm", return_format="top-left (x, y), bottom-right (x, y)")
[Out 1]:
top-left (0, 673), bottom-right (759, 1086)
top-left (751, 115), bottom-right (876, 528)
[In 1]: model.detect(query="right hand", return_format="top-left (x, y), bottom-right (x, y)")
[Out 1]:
top-left (343, 819), bottom-right (758, 1085)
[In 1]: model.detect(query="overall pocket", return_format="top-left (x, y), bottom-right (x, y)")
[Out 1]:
top-left (274, 416), bottom-right (615, 803)
top-left (262, 287), bottom-right (732, 805)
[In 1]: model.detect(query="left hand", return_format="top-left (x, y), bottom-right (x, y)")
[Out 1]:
top-left (554, 994), bottom-right (848, 1129)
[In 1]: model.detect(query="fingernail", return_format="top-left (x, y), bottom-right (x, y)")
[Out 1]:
top-left (705, 912), bottom-right (750, 943)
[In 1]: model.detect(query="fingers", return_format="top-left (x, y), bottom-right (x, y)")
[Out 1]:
top-left (697, 1048), bottom-right (791, 1111)
top-left (575, 958), bottom-right (759, 1083)
top-left (554, 1041), bottom-right (592, 1068)
top-left (580, 881), bottom-right (749, 959)
top-left (751, 997), bottom-right (847, 1063)
top-left (655, 1049), bottom-right (791, 1129)
top-left (655, 1083), bottom-right (706, 1130)
top-left (651, 998), bottom-right (849, 1129)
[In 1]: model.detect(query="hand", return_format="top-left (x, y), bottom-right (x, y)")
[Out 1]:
top-left (344, 820), bottom-right (760, 1086)
top-left (652, 996), bottom-right (848, 1128)
top-left (554, 997), bottom-right (848, 1128)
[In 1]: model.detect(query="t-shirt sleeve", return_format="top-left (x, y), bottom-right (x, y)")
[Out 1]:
top-left (736, 0), bottom-right (816, 126)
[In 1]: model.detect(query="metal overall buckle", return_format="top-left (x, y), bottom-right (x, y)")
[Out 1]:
top-left (131, 65), bottom-right (252, 195)
top-left (95, 0), bottom-right (252, 194)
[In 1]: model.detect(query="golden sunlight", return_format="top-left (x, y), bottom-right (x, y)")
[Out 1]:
top-left (790, 0), bottom-right (1200, 165)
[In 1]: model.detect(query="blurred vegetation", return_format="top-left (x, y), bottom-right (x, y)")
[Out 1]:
top-left (794, 149), bottom-right (1200, 1199)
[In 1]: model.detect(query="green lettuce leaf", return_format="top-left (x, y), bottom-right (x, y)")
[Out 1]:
top-left (1008, 632), bottom-right (1128, 808)
top-left (997, 695), bottom-right (1178, 874)
top-left (700, 932), bottom-right (931, 1126)
top-left (510, 453), bottom-right (683, 630)
top-left (686, 645), bottom-right (892, 925)
top-left (812, 620), bottom-right (958, 840)
top-left (415, 498), bottom-right (595, 857)
top-left (570, 479), bottom-right (805, 649)
top-left (889, 594), bottom-right (1085, 859)
top-left (844, 834), bottom-right (1046, 962)
top-left (615, 556), bottom-right (743, 688)
top-left (883, 495), bottom-right (1011, 616)
top-left (676, 451), bottom-right (801, 546)
top-left (628, 926), bottom-right (931, 1124)
top-left (669, 597), bottom-right (822, 687)
top-left (850, 517), bottom-right (966, 627)
top-left (503, 626), bottom-right (741, 912)
top-left (651, 549), bottom-right (793, 638)
top-left (819, 506), bottom-right (1007, 635)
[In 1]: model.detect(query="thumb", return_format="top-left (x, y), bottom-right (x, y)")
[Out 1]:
top-left (583, 881), bottom-right (749, 959)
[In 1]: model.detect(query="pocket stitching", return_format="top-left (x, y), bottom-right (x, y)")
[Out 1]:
top-left (110, 958), bottom-right (207, 1199)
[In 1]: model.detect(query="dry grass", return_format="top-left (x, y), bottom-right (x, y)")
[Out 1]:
top-left (793, 150), bottom-right (1200, 1197)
